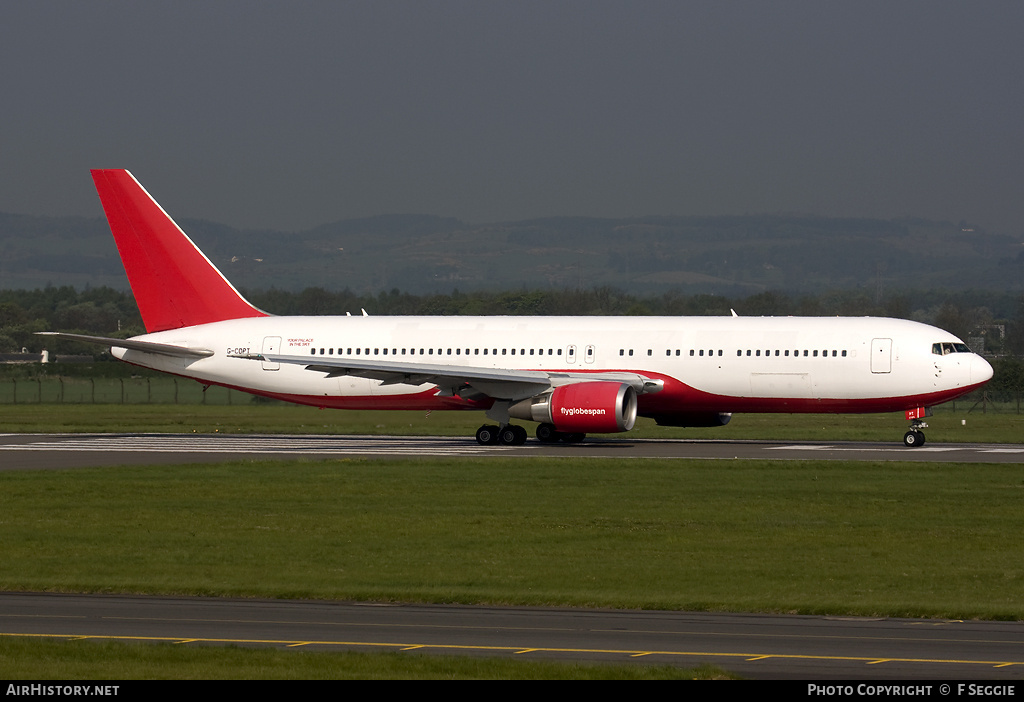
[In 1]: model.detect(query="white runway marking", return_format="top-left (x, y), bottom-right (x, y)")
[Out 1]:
top-left (768, 444), bottom-right (987, 453)
top-left (0, 435), bottom-right (516, 457)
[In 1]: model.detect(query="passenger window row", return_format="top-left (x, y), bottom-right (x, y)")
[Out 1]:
top-left (616, 348), bottom-right (848, 358)
top-left (307, 346), bottom-right (848, 359)
top-left (310, 347), bottom-right (564, 357)
top-left (735, 349), bottom-right (847, 357)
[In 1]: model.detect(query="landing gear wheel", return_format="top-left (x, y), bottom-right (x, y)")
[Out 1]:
top-left (562, 433), bottom-right (586, 443)
top-left (498, 425), bottom-right (528, 446)
top-left (513, 425), bottom-right (528, 445)
top-left (536, 423), bottom-right (562, 443)
top-left (903, 430), bottom-right (926, 448)
top-left (476, 424), bottom-right (500, 445)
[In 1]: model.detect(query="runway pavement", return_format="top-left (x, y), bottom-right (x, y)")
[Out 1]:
top-left (1, 432), bottom-right (1023, 469)
top-left (2, 592), bottom-right (1023, 679)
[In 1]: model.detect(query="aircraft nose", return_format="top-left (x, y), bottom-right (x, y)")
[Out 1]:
top-left (972, 354), bottom-right (994, 384)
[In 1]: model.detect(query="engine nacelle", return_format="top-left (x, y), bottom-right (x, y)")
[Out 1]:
top-left (509, 382), bottom-right (638, 433)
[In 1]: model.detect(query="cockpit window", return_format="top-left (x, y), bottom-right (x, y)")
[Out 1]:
top-left (932, 342), bottom-right (972, 355)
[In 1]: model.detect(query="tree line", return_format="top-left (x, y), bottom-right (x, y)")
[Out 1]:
top-left (2, 284), bottom-right (1023, 357)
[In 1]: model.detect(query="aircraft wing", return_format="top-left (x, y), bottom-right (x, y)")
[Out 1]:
top-left (36, 332), bottom-right (215, 359)
top-left (260, 352), bottom-right (658, 402)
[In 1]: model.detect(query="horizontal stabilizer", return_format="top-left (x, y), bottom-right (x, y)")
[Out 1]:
top-left (36, 332), bottom-right (214, 359)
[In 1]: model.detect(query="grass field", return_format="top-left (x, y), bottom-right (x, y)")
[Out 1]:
top-left (2, 456), bottom-right (1022, 619)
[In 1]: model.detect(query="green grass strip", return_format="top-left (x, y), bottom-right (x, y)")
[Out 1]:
top-left (2, 457), bottom-right (1023, 619)
top-left (0, 637), bottom-right (728, 680)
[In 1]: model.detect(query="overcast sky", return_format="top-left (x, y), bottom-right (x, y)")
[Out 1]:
top-left (2, 1), bottom-right (1022, 235)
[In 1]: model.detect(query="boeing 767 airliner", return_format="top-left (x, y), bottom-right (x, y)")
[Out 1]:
top-left (41, 170), bottom-right (993, 447)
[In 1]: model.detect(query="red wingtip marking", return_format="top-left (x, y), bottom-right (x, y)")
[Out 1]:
top-left (91, 170), bottom-right (268, 332)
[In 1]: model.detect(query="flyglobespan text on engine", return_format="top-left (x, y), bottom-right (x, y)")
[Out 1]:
top-left (559, 407), bottom-right (606, 416)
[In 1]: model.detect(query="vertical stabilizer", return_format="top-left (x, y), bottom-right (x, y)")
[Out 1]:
top-left (91, 169), bottom-right (268, 332)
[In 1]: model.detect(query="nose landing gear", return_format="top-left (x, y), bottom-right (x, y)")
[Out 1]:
top-left (903, 407), bottom-right (931, 448)
top-left (903, 426), bottom-right (926, 447)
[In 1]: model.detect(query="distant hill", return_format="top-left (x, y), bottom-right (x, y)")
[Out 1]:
top-left (0, 211), bottom-right (1021, 295)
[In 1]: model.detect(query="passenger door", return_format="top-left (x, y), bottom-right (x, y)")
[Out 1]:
top-left (870, 338), bottom-right (892, 374)
top-left (261, 336), bottom-right (281, 371)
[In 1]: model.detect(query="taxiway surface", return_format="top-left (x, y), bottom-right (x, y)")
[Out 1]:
top-left (2, 592), bottom-right (1023, 679)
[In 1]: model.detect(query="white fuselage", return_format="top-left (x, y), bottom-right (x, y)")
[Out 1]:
top-left (113, 314), bottom-right (992, 421)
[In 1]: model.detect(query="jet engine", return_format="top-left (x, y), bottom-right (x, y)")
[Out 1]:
top-left (509, 382), bottom-right (638, 433)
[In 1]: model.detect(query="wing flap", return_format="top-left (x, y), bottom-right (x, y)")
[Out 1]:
top-left (261, 352), bottom-right (655, 401)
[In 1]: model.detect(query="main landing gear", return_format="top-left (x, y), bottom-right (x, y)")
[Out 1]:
top-left (535, 423), bottom-right (586, 444)
top-left (476, 424), bottom-right (527, 445)
top-left (476, 400), bottom-right (588, 445)
top-left (474, 423), bottom-right (587, 445)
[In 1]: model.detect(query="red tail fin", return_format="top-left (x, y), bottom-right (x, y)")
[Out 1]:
top-left (91, 170), bottom-right (268, 333)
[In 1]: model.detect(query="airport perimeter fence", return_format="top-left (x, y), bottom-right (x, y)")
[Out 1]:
top-left (0, 376), bottom-right (258, 405)
top-left (0, 376), bottom-right (1018, 412)
top-left (944, 390), bottom-right (1023, 415)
